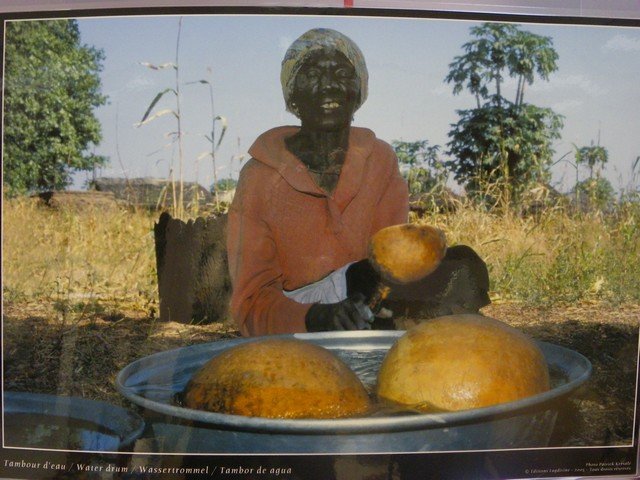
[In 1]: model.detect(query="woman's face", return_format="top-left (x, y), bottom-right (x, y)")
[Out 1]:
top-left (290, 49), bottom-right (360, 132)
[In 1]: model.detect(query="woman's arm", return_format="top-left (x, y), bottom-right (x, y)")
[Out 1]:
top-left (227, 161), bottom-right (311, 336)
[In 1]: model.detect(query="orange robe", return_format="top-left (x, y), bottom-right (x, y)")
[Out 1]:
top-left (227, 126), bottom-right (409, 336)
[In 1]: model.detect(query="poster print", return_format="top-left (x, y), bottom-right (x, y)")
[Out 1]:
top-left (1, 3), bottom-right (639, 479)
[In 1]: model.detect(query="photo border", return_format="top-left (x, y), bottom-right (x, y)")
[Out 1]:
top-left (2, 3), bottom-right (639, 479)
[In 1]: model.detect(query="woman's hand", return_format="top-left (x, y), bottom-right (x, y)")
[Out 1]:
top-left (305, 293), bottom-right (374, 331)
top-left (345, 259), bottom-right (381, 303)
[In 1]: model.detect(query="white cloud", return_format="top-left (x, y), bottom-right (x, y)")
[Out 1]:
top-left (531, 73), bottom-right (605, 96)
top-left (550, 99), bottom-right (583, 113)
top-left (125, 74), bottom-right (156, 92)
top-left (431, 84), bottom-right (452, 97)
top-left (604, 33), bottom-right (640, 52)
top-left (555, 74), bottom-right (604, 96)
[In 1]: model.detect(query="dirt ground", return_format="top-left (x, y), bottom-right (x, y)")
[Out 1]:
top-left (2, 300), bottom-right (638, 448)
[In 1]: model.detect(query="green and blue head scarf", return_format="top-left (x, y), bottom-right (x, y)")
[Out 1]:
top-left (281, 28), bottom-right (369, 118)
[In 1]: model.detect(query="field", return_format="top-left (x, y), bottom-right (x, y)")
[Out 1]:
top-left (2, 194), bottom-right (639, 448)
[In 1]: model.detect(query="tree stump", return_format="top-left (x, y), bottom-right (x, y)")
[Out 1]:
top-left (154, 212), bottom-right (232, 324)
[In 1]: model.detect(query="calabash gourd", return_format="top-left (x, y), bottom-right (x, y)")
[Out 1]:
top-left (184, 338), bottom-right (371, 419)
top-left (376, 314), bottom-right (550, 412)
top-left (368, 224), bottom-right (447, 284)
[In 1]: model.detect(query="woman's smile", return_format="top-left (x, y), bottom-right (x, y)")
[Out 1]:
top-left (321, 100), bottom-right (341, 110)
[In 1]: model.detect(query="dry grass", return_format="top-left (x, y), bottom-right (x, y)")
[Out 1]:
top-left (2, 196), bottom-right (158, 314)
top-left (2, 301), bottom-right (238, 407)
top-left (414, 199), bottom-right (640, 306)
top-left (3, 195), bottom-right (639, 316)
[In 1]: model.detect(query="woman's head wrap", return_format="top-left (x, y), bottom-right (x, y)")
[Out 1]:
top-left (281, 28), bottom-right (369, 117)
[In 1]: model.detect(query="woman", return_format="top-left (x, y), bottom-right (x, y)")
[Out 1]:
top-left (227, 28), bottom-right (490, 336)
top-left (227, 28), bottom-right (409, 336)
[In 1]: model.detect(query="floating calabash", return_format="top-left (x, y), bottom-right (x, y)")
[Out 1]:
top-left (368, 224), bottom-right (447, 284)
top-left (376, 314), bottom-right (550, 412)
top-left (183, 338), bottom-right (371, 419)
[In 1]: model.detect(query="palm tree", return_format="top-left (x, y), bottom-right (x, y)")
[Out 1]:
top-left (445, 23), bottom-right (558, 108)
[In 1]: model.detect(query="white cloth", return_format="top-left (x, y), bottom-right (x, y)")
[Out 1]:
top-left (283, 263), bottom-right (353, 304)
top-left (283, 262), bottom-right (375, 322)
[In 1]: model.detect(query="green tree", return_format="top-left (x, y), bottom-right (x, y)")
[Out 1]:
top-left (213, 178), bottom-right (237, 192)
top-left (447, 103), bottom-right (563, 194)
top-left (392, 140), bottom-right (445, 195)
top-left (3, 20), bottom-right (107, 195)
top-left (575, 177), bottom-right (615, 210)
top-left (444, 23), bottom-right (563, 200)
top-left (572, 142), bottom-right (611, 210)
top-left (575, 142), bottom-right (608, 180)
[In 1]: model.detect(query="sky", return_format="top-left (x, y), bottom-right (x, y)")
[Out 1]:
top-left (11, 12), bottom-right (640, 193)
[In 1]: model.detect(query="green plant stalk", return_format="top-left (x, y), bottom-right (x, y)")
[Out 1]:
top-left (208, 81), bottom-right (219, 210)
top-left (175, 17), bottom-right (185, 219)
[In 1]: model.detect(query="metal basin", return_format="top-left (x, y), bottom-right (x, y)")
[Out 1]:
top-left (3, 391), bottom-right (145, 451)
top-left (116, 331), bottom-right (591, 453)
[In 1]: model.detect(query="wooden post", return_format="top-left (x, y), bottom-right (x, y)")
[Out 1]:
top-left (154, 212), bottom-right (232, 324)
